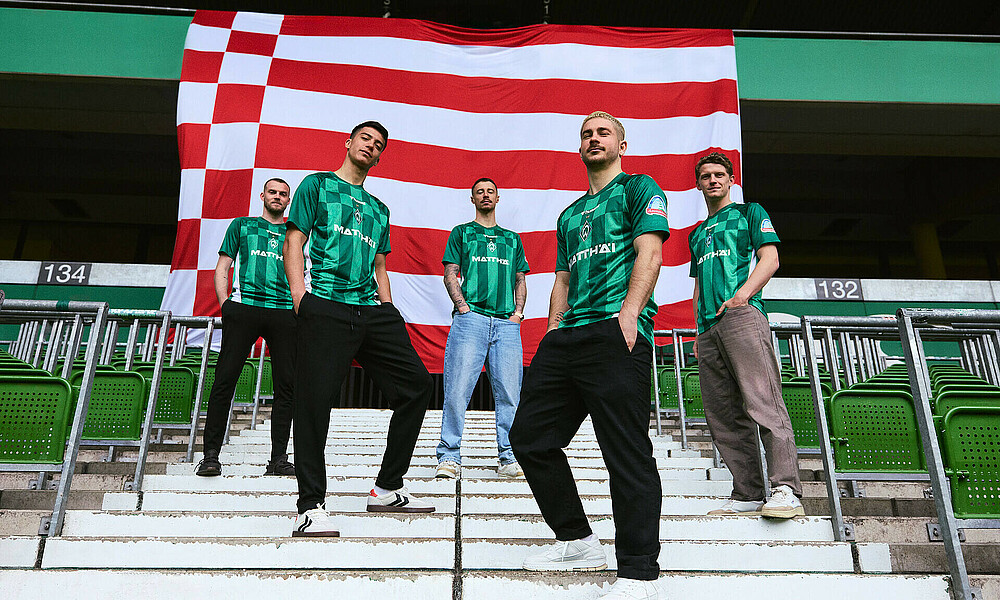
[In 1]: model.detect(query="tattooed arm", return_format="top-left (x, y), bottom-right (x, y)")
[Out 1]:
top-left (443, 263), bottom-right (470, 314)
top-left (508, 272), bottom-right (527, 323)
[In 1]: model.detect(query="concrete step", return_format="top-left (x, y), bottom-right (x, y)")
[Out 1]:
top-left (179, 453), bottom-right (715, 470)
top-left (61, 510), bottom-right (453, 538)
top-left (0, 570), bottom-right (953, 600)
top-left (461, 539), bottom-right (890, 573)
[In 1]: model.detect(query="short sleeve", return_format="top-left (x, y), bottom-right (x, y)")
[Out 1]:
top-left (625, 174), bottom-right (670, 240)
top-left (219, 218), bottom-right (241, 258)
top-left (688, 229), bottom-right (698, 278)
top-left (286, 174), bottom-right (319, 238)
top-left (442, 226), bottom-right (464, 266)
top-left (746, 203), bottom-right (781, 249)
top-left (377, 211), bottom-right (391, 255)
top-left (514, 233), bottom-right (530, 274)
top-left (555, 220), bottom-right (569, 272)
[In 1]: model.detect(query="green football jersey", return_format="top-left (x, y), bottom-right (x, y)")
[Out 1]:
top-left (688, 201), bottom-right (780, 334)
top-left (219, 217), bottom-right (292, 310)
top-left (555, 172), bottom-right (670, 344)
top-left (443, 222), bottom-right (530, 318)
top-left (287, 172), bottom-right (391, 306)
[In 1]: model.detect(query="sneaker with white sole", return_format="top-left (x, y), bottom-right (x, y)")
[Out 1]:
top-left (522, 537), bottom-right (607, 571)
top-left (761, 485), bottom-right (805, 519)
top-left (600, 578), bottom-right (665, 599)
top-left (436, 460), bottom-right (460, 479)
top-left (292, 503), bottom-right (340, 537)
top-left (366, 487), bottom-right (436, 513)
top-left (497, 461), bottom-right (523, 478)
top-left (707, 498), bottom-right (764, 516)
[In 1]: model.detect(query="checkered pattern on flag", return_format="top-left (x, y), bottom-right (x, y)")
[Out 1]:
top-left (161, 10), bottom-right (743, 372)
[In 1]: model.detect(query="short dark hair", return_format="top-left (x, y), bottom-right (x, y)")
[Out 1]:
top-left (471, 177), bottom-right (498, 194)
top-left (351, 121), bottom-right (389, 147)
top-left (262, 177), bottom-right (289, 192)
top-left (695, 152), bottom-right (734, 178)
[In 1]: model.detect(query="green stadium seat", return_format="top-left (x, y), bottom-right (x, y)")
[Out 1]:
top-left (68, 371), bottom-right (147, 440)
top-left (828, 389), bottom-right (926, 473)
top-left (0, 376), bottom-right (73, 464)
top-left (780, 381), bottom-right (832, 450)
top-left (939, 406), bottom-right (1000, 519)
top-left (681, 371), bottom-right (705, 419)
top-left (650, 365), bottom-right (678, 410)
top-left (135, 365), bottom-right (197, 424)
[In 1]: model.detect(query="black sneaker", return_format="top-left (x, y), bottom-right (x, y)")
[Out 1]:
top-left (265, 455), bottom-right (295, 476)
top-left (196, 449), bottom-right (222, 477)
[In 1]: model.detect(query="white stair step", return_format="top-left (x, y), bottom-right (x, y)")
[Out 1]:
top-left (41, 538), bottom-right (454, 569)
top-left (0, 537), bottom-right (40, 568)
top-left (103, 491), bottom-right (457, 513)
top-left (1, 570), bottom-right (452, 599)
top-left (62, 511), bottom-right (453, 538)
top-left (463, 573), bottom-right (949, 600)
top-left (460, 479), bottom-right (733, 496)
top-left (183, 454), bottom-right (712, 470)
top-left (461, 540), bottom-right (890, 573)
top-left (141, 475), bottom-right (456, 493)
top-left (461, 515), bottom-right (837, 542)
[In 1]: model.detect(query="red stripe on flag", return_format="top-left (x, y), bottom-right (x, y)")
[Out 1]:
top-left (226, 30), bottom-right (279, 56)
top-left (267, 59), bottom-right (738, 120)
top-left (256, 125), bottom-right (741, 191)
top-left (177, 124), bottom-right (210, 169)
top-left (278, 16), bottom-right (733, 49)
top-left (170, 219), bottom-right (201, 270)
top-left (212, 84), bottom-right (266, 124)
top-left (192, 10), bottom-right (236, 28)
top-left (180, 50), bottom-right (224, 83)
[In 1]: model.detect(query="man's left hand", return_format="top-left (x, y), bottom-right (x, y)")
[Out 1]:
top-left (617, 313), bottom-right (638, 352)
top-left (715, 293), bottom-right (749, 316)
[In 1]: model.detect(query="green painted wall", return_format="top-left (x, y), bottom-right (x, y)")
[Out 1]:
top-left (1, 8), bottom-right (998, 104)
top-left (1, 8), bottom-right (190, 79)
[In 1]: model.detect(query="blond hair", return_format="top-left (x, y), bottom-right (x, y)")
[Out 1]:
top-left (581, 111), bottom-right (625, 141)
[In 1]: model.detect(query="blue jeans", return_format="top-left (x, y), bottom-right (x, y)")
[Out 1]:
top-left (437, 310), bottom-right (523, 465)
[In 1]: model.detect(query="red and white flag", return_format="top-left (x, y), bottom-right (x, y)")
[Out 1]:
top-left (162, 11), bottom-right (742, 372)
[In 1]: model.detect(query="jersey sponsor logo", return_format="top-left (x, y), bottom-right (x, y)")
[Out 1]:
top-left (250, 248), bottom-right (284, 261)
top-left (332, 223), bottom-right (378, 249)
top-left (697, 249), bottom-right (732, 265)
top-left (567, 242), bottom-right (617, 270)
top-left (760, 218), bottom-right (775, 233)
top-left (471, 255), bottom-right (510, 265)
top-left (579, 220), bottom-right (592, 242)
top-left (645, 195), bottom-right (667, 218)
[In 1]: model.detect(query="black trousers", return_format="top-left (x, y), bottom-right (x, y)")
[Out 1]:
top-left (510, 318), bottom-right (661, 581)
top-left (294, 293), bottom-right (432, 514)
top-left (203, 300), bottom-right (296, 461)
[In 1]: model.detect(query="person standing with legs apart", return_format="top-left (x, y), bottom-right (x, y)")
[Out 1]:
top-left (689, 152), bottom-right (804, 519)
top-left (197, 178), bottom-right (296, 478)
top-left (509, 112), bottom-right (669, 600)
top-left (436, 178), bottom-right (529, 480)
top-left (283, 121), bottom-right (435, 538)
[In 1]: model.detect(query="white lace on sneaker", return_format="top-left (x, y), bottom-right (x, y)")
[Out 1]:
top-left (522, 538), bottom-right (607, 571)
top-left (600, 578), bottom-right (664, 599)
top-left (761, 485), bottom-right (805, 519)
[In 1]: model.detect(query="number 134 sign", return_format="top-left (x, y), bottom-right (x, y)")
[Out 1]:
top-left (37, 262), bottom-right (92, 286)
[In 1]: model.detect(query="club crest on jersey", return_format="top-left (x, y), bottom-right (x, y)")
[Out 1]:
top-left (579, 220), bottom-right (592, 242)
top-left (645, 195), bottom-right (667, 218)
top-left (705, 233), bottom-right (713, 247)
top-left (269, 238), bottom-right (279, 249)
top-left (487, 241), bottom-right (497, 252)
top-left (354, 208), bottom-right (362, 224)
top-left (760, 219), bottom-right (775, 233)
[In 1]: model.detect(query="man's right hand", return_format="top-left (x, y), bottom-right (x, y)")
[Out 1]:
top-left (292, 289), bottom-right (305, 314)
top-left (456, 304), bottom-right (471, 314)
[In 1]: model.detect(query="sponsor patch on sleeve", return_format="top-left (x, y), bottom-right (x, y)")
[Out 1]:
top-left (760, 218), bottom-right (775, 233)
top-left (645, 195), bottom-right (668, 218)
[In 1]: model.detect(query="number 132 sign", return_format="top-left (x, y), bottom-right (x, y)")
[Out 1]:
top-left (813, 278), bottom-right (863, 301)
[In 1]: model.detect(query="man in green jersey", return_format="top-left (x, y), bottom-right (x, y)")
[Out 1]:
top-left (436, 177), bottom-right (530, 480)
top-left (196, 178), bottom-right (296, 478)
top-left (688, 152), bottom-right (803, 519)
top-left (283, 121), bottom-right (435, 538)
top-left (509, 112), bottom-right (669, 600)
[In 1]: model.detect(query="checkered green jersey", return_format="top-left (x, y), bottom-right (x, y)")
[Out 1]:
top-left (287, 172), bottom-right (391, 306)
top-left (219, 217), bottom-right (292, 310)
top-left (555, 172), bottom-right (670, 344)
top-left (688, 202), bottom-right (780, 334)
top-left (443, 222), bottom-right (530, 319)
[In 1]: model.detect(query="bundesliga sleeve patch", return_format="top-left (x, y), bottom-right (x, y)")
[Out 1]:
top-left (760, 218), bottom-right (775, 233)
top-left (645, 195), bottom-right (668, 218)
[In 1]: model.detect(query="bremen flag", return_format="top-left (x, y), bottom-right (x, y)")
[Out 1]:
top-left (161, 11), bottom-right (742, 372)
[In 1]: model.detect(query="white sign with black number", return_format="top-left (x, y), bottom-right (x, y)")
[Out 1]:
top-left (37, 262), bottom-right (92, 286)
top-left (814, 278), bottom-right (863, 301)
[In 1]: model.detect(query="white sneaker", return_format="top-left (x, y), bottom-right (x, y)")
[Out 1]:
top-left (292, 503), bottom-right (339, 537)
top-left (707, 498), bottom-right (764, 516)
top-left (522, 537), bottom-right (607, 571)
top-left (367, 487), bottom-right (436, 513)
top-left (497, 461), bottom-right (523, 478)
top-left (761, 485), bottom-right (805, 519)
top-left (436, 461), bottom-right (460, 479)
top-left (600, 578), bottom-right (666, 599)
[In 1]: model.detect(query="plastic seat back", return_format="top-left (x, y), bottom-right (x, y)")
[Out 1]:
top-left (828, 389), bottom-right (926, 473)
top-left (940, 406), bottom-right (1000, 519)
top-left (0, 376), bottom-right (73, 464)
